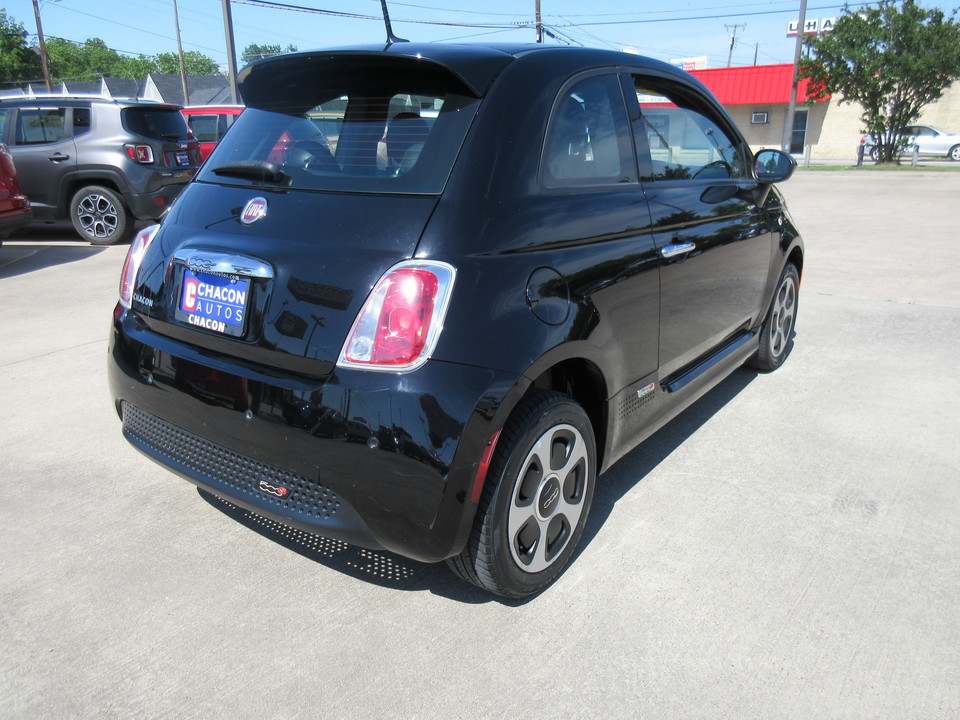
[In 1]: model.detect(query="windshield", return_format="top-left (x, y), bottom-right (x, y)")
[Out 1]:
top-left (198, 88), bottom-right (479, 195)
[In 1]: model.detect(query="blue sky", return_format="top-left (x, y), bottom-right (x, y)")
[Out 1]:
top-left (2, 0), bottom-right (954, 77)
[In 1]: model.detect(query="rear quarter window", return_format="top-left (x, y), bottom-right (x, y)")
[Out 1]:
top-left (123, 108), bottom-right (191, 141)
top-left (543, 74), bottom-right (633, 186)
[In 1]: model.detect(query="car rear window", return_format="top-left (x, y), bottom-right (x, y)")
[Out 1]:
top-left (197, 57), bottom-right (480, 195)
top-left (122, 107), bottom-right (191, 141)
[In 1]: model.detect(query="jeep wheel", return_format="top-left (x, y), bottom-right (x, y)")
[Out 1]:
top-left (70, 185), bottom-right (132, 245)
top-left (448, 390), bottom-right (596, 598)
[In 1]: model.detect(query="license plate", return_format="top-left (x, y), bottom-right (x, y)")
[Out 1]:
top-left (175, 269), bottom-right (249, 337)
top-left (176, 151), bottom-right (190, 166)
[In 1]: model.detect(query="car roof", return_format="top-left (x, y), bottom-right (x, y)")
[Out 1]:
top-left (0, 95), bottom-right (181, 110)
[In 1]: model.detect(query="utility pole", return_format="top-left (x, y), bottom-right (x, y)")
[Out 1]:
top-left (725, 23), bottom-right (744, 67)
top-left (31, 0), bottom-right (52, 92)
top-left (221, 0), bottom-right (239, 104)
top-left (172, 0), bottom-right (190, 105)
top-left (781, 0), bottom-right (808, 152)
top-left (535, 0), bottom-right (542, 43)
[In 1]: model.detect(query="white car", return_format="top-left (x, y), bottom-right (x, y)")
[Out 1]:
top-left (866, 124), bottom-right (960, 161)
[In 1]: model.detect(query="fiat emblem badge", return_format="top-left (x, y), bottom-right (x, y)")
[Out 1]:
top-left (240, 197), bottom-right (268, 225)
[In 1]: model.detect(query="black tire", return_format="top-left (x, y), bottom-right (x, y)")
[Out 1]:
top-left (949, 145), bottom-right (960, 162)
top-left (751, 262), bottom-right (799, 372)
top-left (69, 185), bottom-right (132, 245)
top-left (870, 146), bottom-right (881, 162)
top-left (448, 390), bottom-right (596, 598)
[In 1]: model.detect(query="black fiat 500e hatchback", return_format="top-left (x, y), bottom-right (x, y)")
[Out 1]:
top-left (110, 43), bottom-right (803, 598)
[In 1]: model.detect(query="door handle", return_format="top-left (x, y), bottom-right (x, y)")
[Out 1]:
top-left (48, 153), bottom-right (70, 161)
top-left (661, 241), bottom-right (696, 259)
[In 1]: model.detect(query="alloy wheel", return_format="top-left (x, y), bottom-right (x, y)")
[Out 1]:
top-left (768, 274), bottom-right (797, 359)
top-left (507, 423), bottom-right (589, 573)
top-left (76, 192), bottom-right (120, 240)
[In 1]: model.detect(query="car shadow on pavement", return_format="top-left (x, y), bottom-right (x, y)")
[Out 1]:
top-left (198, 366), bottom-right (760, 606)
top-left (197, 488), bottom-right (498, 604)
top-left (0, 242), bottom-right (107, 279)
top-left (579, 367), bottom-right (758, 550)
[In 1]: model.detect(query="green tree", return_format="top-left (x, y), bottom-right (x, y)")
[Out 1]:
top-left (0, 10), bottom-right (41, 87)
top-left (154, 51), bottom-right (219, 76)
top-left (241, 43), bottom-right (297, 64)
top-left (116, 55), bottom-right (159, 80)
top-left (46, 37), bottom-right (126, 83)
top-left (799, 0), bottom-right (960, 163)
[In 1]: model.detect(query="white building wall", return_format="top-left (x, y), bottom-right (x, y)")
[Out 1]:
top-left (723, 82), bottom-right (960, 162)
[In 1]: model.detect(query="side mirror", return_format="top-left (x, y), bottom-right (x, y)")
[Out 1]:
top-left (753, 149), bottom-right (796, 183)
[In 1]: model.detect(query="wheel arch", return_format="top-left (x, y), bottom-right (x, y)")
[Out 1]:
top-left (520, 352), bottom-right (609, 470)
top-left (787, 244), bottom-right (804, 281)
top-left (60, 169), bottom-right (130, 214)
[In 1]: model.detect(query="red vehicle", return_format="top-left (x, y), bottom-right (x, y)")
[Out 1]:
top-left (0, 142), bottom-right (32, 246)
top-left (180, 105), bottom-right (244, 162)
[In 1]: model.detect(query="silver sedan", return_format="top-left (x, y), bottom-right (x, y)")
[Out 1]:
top-left (866, 124), bottom-right (960, 161)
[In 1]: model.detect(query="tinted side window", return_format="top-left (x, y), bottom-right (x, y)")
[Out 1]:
top-left (122, 108), bottom-right (190, 140)
top-left (0, 109), bottom-right (7, 139)
top-left (543, 74), bottom-right (632, 185)
top-left (15, 108), bottom-right (67, 144)
top-left (73, 108), bottom-right (91, 136)
top-left (631, 77), bottom-right (745, 182)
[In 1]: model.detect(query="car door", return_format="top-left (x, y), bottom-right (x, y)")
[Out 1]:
top-left (8, 106), bottom-right (77, 214)
top-left (628, 74), bottom-right (775, 384)
top-left (536, 71), bottom-right (662, 458)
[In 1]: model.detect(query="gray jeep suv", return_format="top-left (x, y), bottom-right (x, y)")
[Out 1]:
top-left (0, 97), bottom-right (200, 244)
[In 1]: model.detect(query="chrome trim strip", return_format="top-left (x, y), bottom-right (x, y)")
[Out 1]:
top-left (173, 249), bottom-right (274, 279)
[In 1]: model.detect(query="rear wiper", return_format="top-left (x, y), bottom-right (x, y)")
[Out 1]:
top-left (210, 161), bottom-right (288, 184)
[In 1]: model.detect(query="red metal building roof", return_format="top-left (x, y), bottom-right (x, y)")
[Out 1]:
top-left (689, 64), bottom-right (815, 105)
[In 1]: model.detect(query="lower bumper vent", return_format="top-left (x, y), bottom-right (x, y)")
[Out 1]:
top-left (121, 402), bottom-right (340, 520)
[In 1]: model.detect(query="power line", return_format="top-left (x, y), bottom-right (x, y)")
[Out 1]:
top-left (44, 1), bottom-right (225, 55)
top-left (20, 0), bottom-right (869, 74)
top-left (229, 0), bottom-right (870, 30)
top-left (231, 0), bottom-right (529, 29)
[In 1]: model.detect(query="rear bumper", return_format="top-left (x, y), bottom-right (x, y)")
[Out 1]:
top-left (108, 306), bottom-right (517, 563)
top-left (0, 206), bottom-right (32, 238)
top-left (127, 181), bottom-right (190, 220)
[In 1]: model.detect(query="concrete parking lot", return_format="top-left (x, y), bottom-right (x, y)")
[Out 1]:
top-left (1, 170), bottom-right (958, 719)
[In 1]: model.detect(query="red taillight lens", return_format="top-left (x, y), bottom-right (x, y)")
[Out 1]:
top-left (124, 144), bottom-right (154, 164)
top-left (119, 224), bottom-right (159, 308)
top-left (338, 261), bottom-right (456, 372)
